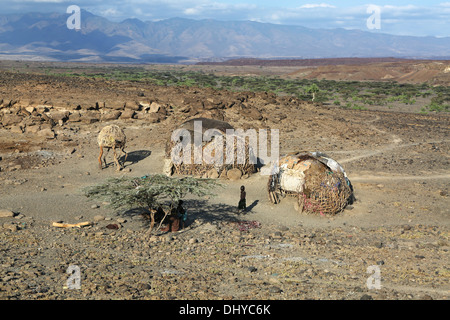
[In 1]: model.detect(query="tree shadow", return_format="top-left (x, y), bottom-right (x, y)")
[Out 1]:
top-left (185, 199), bottom-right (240, 225)
top-left (118, 199), bottom-right (244, 231)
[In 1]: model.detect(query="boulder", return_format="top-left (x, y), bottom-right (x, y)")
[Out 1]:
top-left (157, 105), bottom-right (168, 115)
top-left (81, 111), bottom-right (100, 124)
top-left (245, 107), bottom-right (263, 121)
top-left (2, 222), bottom-right (18, 232)
top-left (37, 128), bottom-right (55, 139)
top-left (1, 114), bottom-right (23, 126)
top-left (138, 102), bottom-right (151, 111)
top-left (0, 209), bottom-right (14, 218)
top-left (104, 101), bottom-right (125, 110)
top-left (149, 102), bottom-right (162, 113)
top-left (25, 106), bottom-right (36, 114)
top-left (227, 168), bottom-right (242, 181)
top-left (206, 168), bottom-right (219, 179)
top-left (125, 101), bottom-right (140, 111)
top-left (100, 110), bottom-right (122, 121)
top-left (119, 109), bottom-right (135, 120)
top-left (47, 111), bottom-right (70, 122)
top-left (135, 112), bottom-right (164, 123)
top-left (67, 112), bottom-right (81, 123)
top-left (10, 125), bottom-right (24, 134)
top-left (36, 105), bottom-right (52, 113)
top-left (25, 125), bottom-right (40, 134)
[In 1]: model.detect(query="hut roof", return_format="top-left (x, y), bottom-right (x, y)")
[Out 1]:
top-left (179, 117), bottom-right (234, 135)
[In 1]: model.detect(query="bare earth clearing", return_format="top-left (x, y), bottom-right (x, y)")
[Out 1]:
top-left (0, 61), bottom-right (448, 300)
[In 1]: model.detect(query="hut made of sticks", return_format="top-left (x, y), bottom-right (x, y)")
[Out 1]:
top-left (164, 117), bottom-right (256, 178)
top-left (268, 151), bottom-right (354, 215)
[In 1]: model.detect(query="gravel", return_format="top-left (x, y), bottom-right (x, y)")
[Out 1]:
top-left (0, 214), bottom-right (448, 300)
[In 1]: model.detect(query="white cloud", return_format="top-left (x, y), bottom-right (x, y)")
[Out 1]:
top-left (20, 0), bottom-right (66, 2)
top-left (299, 3), bottom-right (336, 9)
top-left (184, 8), bottom-right (200, 15)
top-left (181, 1), bottom-right (258, 19)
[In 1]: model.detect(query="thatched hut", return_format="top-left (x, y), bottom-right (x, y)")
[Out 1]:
top-left (164, 117), bottom-right (256, 179)
top-left (268, 151), bottom-right (354, 215)
top-left (97, 124), bottom-right (127, 170)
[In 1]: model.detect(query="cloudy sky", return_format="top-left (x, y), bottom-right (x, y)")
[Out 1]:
top-left (2, 1), bottom-right (450, 37)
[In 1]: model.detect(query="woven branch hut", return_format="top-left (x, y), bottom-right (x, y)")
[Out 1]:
top-left (164, 117), bottom-right (256, 179)
top-left (97, 125), bottom-right (126, 149)
top-left (268, 151), bottom-right (354, 215)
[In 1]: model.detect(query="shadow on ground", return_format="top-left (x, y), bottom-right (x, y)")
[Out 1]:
top-left (124, 149), bottom-right (151, 166)
top-left (119, 198), bottom-right (260, 231)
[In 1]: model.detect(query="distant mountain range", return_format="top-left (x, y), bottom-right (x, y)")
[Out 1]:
top-left (0, 10), bottom-right (449, 63)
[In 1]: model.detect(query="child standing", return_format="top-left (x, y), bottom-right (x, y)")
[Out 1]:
top-left (238, 185), bottom-right (246, 214)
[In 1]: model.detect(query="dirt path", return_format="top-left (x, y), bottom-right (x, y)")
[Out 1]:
top-left (0, 69), bottom-right (448, 300)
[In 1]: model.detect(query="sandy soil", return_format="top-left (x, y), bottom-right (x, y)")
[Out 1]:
top-left (0, 63), bottom-right (448, 300)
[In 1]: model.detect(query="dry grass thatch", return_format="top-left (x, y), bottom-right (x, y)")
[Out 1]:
top-left (97, 125), bottom-right (126, 148)
top-left (97, 125), bottom-right (127, 170)
top-left (164, 118), bottom-right (256, 178)
top-left (268, 151), bottom-right (353, 215)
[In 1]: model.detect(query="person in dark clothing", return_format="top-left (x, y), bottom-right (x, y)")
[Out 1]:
top-left (176, 200), bottom-right (187, 229)
top-left (238, 185), bottom-right (246, 214)
top-left (161, 200), bottom-right (186, 232)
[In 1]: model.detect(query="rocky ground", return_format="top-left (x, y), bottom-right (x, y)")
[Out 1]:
top-left (0, 64), bottom-right (448, 300)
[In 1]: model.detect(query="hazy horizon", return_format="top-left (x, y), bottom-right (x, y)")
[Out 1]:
top-left (1, 1), bottom-right (450, 38)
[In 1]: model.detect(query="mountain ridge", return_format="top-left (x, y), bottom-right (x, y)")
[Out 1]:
top-left (0, 10), bottom-right (449, 63)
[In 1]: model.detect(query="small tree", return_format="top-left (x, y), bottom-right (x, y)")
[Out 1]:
top-left (84, 174), bottom-right (220, 233)
top-left (305, 84), bottom-right (320, 102)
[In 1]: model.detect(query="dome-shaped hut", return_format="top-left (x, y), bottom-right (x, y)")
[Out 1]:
top-left (268, 151), bottom-right (354, 215)
top-left (164, 117), bottom-right (256, 179)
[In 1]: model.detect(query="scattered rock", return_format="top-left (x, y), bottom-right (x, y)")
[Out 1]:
top-left (2, 222), bottom-right (18, 232)
top-left (268, 286), bottom-right (283, 294)
top-left (93, 215), bottom-right (105, 222)
top-left (0, 209), bottom-right (14, 218)
top-left (148, 102), bottom-right (162, 113)
top-left (227, 168), bottom-right (242, 181)
top-left (248, 266), bottom-right (257, 273)
top-left (120, 109), bottom-right (136, 120)
top-left (125, 101), bottom-right (140, 111)
top-left (37, 128), bottom-right (55, 139)
top-left (373, 241), bottom-right (383, 249)
top-left (206, 168), bottom-right (219, 179)
top-left (10, 125), bottom-right (23, 133)
top-left (100, 110), bottom-right (122, 121)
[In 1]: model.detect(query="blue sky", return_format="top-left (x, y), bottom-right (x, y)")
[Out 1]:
top-left (2, 1), bottom-right (450, 37)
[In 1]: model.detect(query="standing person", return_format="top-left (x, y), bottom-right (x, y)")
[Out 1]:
top-left (238, 185), bottom-right (246, 214)
top-left (176, 200), bottom-right (187, 229)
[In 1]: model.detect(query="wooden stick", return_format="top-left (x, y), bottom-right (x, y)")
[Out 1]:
top-left (52, 221), bottom-right (92, 228)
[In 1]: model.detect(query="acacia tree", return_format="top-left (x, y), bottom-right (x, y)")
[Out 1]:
top-left (84, 174), bottom-right (220, 233)
top-left (305, 83), bottom-right (320, 102)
